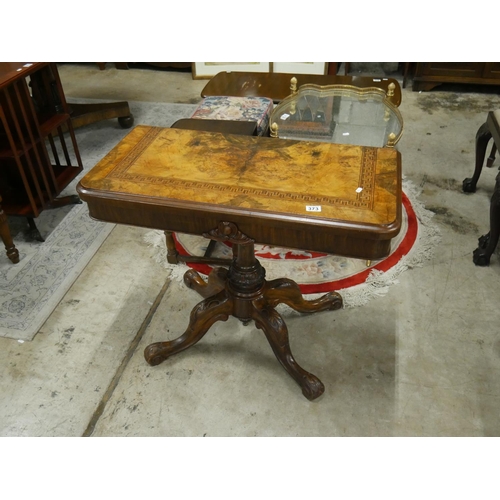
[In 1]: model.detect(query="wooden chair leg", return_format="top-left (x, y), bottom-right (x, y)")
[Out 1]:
top-left (463, 122), bottom-right (492, 193)
top-left (473, 171), bottom-right (500, 265)
top-left (164, 231), bottom-right (180, 264)
top-left (487, 143), bottom-right (497, 168)
top-left (0, 198), bottom-right (19, 264)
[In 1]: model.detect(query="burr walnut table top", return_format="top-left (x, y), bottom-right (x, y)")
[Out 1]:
top-left (77, 125), bottom-right (402, 260)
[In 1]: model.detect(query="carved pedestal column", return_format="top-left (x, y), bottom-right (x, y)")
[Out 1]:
top-left (144, 221), bottom-right (343, 400)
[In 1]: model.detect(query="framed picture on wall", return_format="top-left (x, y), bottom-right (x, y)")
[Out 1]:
top-left (192, 62), bottom-right (270, 79)
top-left (272, 62), bottom-right (328, 75)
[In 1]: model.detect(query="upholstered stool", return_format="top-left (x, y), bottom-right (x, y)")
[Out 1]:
top-left (462, 110), bottom-right (500, 265)
top-left (190, 96), bottom-right (274, 136)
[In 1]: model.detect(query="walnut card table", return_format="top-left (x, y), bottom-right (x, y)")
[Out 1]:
top-left (77, 126), bottom-right (402, 400)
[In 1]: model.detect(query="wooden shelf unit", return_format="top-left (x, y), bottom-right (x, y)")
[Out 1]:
top-left (0, 62), bottom-right (83, 263)
top-left (412, 62), bottom-right (500, 91)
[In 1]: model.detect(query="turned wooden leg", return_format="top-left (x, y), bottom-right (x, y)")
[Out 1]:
top-left (164, 230), bottom-right (180, 264)
top-left (0, 200), bottom-right (19, 264)
top-left (251, 302), bottom-right (325, 401)
top-left (144, 290), bottom-right (233, 366)
top-left (473, 171), bottom-right (500, 266)
top-left (463, 122), bottom-right (492, 193)
top-left (263, 277), bottom-right (343, 312)
top-left (184, 267), bottom-right (228, 298)
top-left (487, 143), bottom-right (497, 168)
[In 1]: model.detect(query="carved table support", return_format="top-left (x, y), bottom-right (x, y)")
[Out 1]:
top-left (144, 222), bottom-right (343, 400)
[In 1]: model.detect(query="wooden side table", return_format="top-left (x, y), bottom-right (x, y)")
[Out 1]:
top-left (77, 126), bottom-right (402, 400)
top-left (201, 71), bottom-right (402, 106)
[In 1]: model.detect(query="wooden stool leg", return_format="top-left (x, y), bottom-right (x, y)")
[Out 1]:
top-left (0, 200), bottom-right (19, 264)
top-left (164, 230), bottom-right (180, 264)
top-left (473, 171), bottom-right (500, 266)
top-left (463, 122), bottom-right (492, 193)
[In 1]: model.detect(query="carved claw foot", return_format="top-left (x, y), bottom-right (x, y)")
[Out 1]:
top-left (462, 177), bottom-right (477, 193)
top-left (473, 232), bottom-right (493, 265)
top-left (473, 246), bottom-right (491, 266)
top-left (264, 278), bottom-right (343, 312)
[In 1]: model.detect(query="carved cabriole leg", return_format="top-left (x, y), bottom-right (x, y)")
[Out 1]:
top-left (250, 301), bottom-right (325, 401)
top-left (487, 143), bottom-right (497, 168)
top-left (144, 289), bottom-right (233, 366)
top-left (184, 267), bottom-right (228, 298)
top-left (473, 171), bottom-right (500, 266)
top-left (146, 221), bottom-right (343, 400)
top-left (0, 200), bottom-right (19, 264)
top-left (463, 122), bottom-right (492, 193)
top-left (263, 277), bottom-right (343, 312)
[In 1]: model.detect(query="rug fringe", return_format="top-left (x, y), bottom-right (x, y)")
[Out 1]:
top-left (143, 177), bottom-right (441, 309)
top-left (340, 178), bottom-right (441, 308)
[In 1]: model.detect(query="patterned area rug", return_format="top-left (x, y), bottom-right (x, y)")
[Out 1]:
top-left (0, 100), bottom-right (198, 341)
top-left (145, 179), bottom-right (440, 307)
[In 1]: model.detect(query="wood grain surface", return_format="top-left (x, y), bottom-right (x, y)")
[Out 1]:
top-left (77, 126), bottom-right (402, 259)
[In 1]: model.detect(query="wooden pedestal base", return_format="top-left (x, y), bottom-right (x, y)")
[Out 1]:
top-left (144, 222), bottom-right (343, 400)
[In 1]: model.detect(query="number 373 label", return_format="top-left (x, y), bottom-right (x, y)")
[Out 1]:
top-left (306, 205), bottom-right (322, 212)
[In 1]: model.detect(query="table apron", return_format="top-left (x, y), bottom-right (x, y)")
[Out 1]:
top-left (80, 191), bottom-right (400, 260)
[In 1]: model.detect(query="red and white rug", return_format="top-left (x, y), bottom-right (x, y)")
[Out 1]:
top-left (145, 180), bottom-right (440, 308)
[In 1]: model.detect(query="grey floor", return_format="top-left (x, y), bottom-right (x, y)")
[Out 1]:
top-left (2, 63), bottom-right (500, 437)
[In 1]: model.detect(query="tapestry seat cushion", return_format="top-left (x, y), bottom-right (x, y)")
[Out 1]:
top-left (191, 96), bottom-right (273, 136)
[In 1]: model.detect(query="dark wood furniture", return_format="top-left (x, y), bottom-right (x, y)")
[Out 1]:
top-left (0, 62), bottom-right (83, 262)
top-left (77, 126), bottom-right (401, 400)
top-left (201, 71), bottom-right (402, 106)
top-left (0, 62), bottom-right (135, 263)
top-left (69, 101), bottom-right (134, 130)
top-left (463, 110), bottom-right (500, 266)
top-left (344, 63), bottom-right (412, 88)
top-left (100, 63), bottom-right (192, 71)
top-left (171, 118), bottom-right (257, 136)
top-left (412, 63), bottom-right (500, 91)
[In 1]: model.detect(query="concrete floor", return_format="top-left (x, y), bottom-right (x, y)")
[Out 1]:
top-left (2, 63), bottom-right (500, 437)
